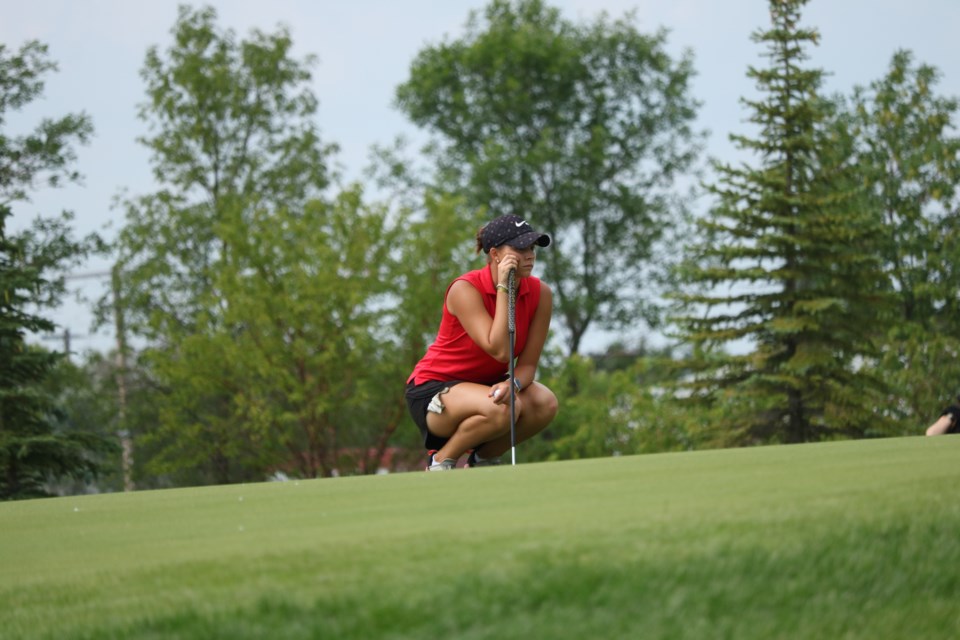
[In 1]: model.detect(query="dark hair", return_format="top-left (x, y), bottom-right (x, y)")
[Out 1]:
top-left (475, 226), bottom-right (485, 254)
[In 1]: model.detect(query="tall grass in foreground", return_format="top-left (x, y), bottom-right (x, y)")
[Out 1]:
top-left (1, 436), bottom-right (958, 639)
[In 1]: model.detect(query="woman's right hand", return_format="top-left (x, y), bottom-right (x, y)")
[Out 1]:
top-left (489, 381), bottom-right (511, 405)
top-left (497, 252), bottom-right (520, 287)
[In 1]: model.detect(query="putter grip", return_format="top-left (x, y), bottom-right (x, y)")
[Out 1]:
top-left (507, 268), bottom-right (516, 333)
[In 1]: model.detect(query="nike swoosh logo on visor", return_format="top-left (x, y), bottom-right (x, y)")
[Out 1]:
top-left (514, 221), bottom-right (526, 227)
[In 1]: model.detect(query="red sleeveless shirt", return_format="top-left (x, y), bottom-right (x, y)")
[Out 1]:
top-left (408, 266), bottom-right (542, 385)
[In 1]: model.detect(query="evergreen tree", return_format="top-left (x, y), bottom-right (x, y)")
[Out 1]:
top-left (0, 207), bottom-right (114, 499)
top-left (672, 0), bottom-right (891, 445)
top-left (0, 41), bottom-right (113, 499)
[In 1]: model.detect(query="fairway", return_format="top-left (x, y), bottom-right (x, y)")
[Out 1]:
top-left (2, 436), bottom-right (959, 639)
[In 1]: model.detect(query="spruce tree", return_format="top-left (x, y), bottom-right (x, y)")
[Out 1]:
top-left (673, 0), bottom-right (891, 445)
top-left (0, 41), bottom-right (114, 498)
top-left (0, 207), bottom-right (116, 499)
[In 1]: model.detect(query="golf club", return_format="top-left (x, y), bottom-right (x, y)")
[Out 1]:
top-left (507, 267), bottom-right (517, 465)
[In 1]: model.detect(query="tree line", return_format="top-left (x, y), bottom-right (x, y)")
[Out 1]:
top-left (2, 0), bottom-right (958, 498)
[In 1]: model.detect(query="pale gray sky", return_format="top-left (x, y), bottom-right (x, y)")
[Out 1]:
top-left (4, 0), bottom-right (959, 355)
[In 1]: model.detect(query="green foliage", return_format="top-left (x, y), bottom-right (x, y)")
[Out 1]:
top-left (115, 6), bottom-right (361, 482)
top-left (843, 51), bottom-right (960, 429)
top-left (115, 7), bottom-right (488, 482)
top-left (1, 210), bottom-right (115, 500)
top-left (850, 50), bottom-right (960, 331)
top-left (39, 353), bottom-right (127, 493)
top-left (526, 348), bottom-right (697, 461)
top-left (672, 0), bottom-right (893, 445)
top-left (873, 328), bottom-right (960, 433)
top-left (0, 211), bottom-right (114, 502)
top-left (0, 40), bottom-right (113, 499)
top-left (120, 4), bottom-right (334, 341)
top-left (396, 0), bottom-right (703, 354)
top-left (139, 188), bottom-right (411, 479)
top-left (0, 41), bottom-right (93, 202)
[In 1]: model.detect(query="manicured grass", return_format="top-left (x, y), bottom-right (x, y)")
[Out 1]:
top-left (2, 436), bottom-right (959, 639)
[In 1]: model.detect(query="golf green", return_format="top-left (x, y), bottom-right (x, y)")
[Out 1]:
top-left (2, 436), bottom-right (957, 638)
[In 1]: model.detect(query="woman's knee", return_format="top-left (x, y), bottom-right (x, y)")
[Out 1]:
top-left (527, 385), bottom-right (559, 422)
top-left (455, 401), bottom-right (512, 437)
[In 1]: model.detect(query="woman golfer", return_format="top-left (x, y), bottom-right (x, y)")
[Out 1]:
top-left (405, 214), bottom-right (559, 470)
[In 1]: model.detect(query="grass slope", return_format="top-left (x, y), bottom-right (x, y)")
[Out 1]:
top-left (1, 437), bottom-right (958, 639)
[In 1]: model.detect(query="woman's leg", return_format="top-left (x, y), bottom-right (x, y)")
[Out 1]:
top-left (476, 382), bottom-right (558, 458)
top-left (426, 382), bottom-right (516, 462)
top-left (426, 381), bottom-right (558, 462)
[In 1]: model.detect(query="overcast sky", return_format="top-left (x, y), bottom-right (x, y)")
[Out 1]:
top-left (4, 0), bottom-right (959, 355)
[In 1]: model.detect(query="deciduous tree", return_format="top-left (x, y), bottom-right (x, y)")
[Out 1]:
top-left (845, 51), bottom-right (960, 429)
top-left (113, 6), bottom-right (363, 482)
top-left (396, 0), bottom-right (702, 354)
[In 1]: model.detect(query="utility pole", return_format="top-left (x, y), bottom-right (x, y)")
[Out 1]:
top-left (55, 268), bottom-right (135, 491)
top-left (39, 327), bottom-right (78, 359)
top-left (112, 266), bottom-right (134, 492)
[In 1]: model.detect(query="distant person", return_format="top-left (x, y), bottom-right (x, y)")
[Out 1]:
top-left (925, 395), bottom-right (960, 436)
top-left (405, 214), bottom-right (559, 470)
